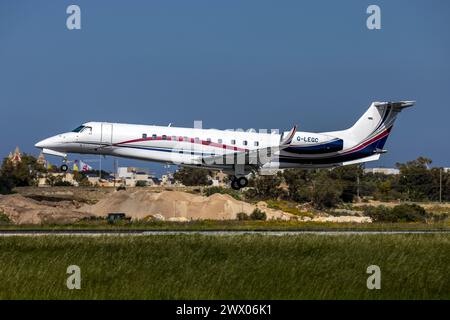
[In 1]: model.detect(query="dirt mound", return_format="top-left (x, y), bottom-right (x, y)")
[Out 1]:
top-left (0, 194), bottom-right (92, 224)
top-left (82, 190), bottom-right (294, 221)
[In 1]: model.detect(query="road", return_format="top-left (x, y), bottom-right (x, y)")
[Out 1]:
top-left (0, 230), bottom-right (449, 236)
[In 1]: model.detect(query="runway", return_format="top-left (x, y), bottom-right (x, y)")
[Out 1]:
top-left (0, 230), bottom-right (449, 236)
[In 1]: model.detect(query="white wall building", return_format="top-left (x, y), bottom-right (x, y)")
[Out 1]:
top-left (364, 168), bottom-right (400, 175)
top-left (116, 167), bottom-right (156, 187)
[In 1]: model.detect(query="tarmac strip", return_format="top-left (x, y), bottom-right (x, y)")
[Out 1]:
top-left (0, 230), bottom-right (449, 236)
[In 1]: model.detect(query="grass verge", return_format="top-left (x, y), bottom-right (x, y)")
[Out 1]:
top-left (0, 234), bottom-right (449, 299)
top-left (0, 220), bottom-right (449, 231)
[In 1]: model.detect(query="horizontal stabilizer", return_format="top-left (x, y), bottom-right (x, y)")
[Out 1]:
top-left (374, 101), bottom-right (415, 110)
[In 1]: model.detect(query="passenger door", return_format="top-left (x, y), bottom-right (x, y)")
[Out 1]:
top-left (101, 123), bottom-right (113, 146)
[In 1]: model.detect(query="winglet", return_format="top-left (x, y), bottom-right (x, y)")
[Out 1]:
top-left (280, 125), bottom-right (297, 146)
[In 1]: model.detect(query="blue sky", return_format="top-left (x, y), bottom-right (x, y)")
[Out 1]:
top-left (1, 0), bottom-right (449, 175)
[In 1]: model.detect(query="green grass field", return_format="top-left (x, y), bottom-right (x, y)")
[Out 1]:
top-left (0, 234), bottom-right (449, 299)
top-left (1, 220), bottom-right (450, 231)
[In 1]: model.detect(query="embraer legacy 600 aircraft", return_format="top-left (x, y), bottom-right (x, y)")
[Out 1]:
top-left (35, 101), bottom-right (414, 190)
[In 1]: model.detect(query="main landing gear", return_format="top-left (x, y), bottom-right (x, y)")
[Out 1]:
top-left (230, 176), bottom-right (248, 190)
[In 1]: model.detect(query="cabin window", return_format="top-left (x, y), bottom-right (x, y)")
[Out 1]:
top-left (254, 141), bottom-right (259, 147)
top-left (195, 137), bottom-right (200, 143)
top-left (184, 136), bottom-right (188, 142)
top-left (231, 139), bottom-right (236, 145)
top-left (142, 134), bottom-right (147, 139)
top-left (172, 136), bottom-right (176, 141)
top-left (218, 139), bottom-right (223, 144)
top-left (162, 135), bottom-right (167, 140)
top-left (206, 138), bottom-right (211, 143)
top-left (243, 140), bottom-right (248, 146)
top-left (152, 134), bottom-right (157, 139)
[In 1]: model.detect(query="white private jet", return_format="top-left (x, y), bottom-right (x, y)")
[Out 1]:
top-left (35, 101), bottom-right (414, 189)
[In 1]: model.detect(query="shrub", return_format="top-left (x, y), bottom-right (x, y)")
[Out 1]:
top-left (53, 180), bottom-right (73, 187)
top-left (236, 212), bottom-right (249, 221)
top-left (135, 180), bottom-right (148, 187)
top-left (250, 208), bottom-right (267, 221)
top-left (363, 205), bottom-right (393, 222)
top-left (203, 186), bottom-right (241, 200)
top-left (0, 211), bottom-right (11, 224)
top-left (364, 204), bottom-right (429, 223)
top-left (390, 204), bottom-right (429, 223)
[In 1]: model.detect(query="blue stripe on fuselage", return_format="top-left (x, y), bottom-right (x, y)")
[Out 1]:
top-left (284, 139), bottom-right (344, 154)
top-left (279, 135), bottom-right (388, 165)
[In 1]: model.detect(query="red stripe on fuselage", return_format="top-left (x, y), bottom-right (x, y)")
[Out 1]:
top-left (342, 127), bottom-right (392, 155)
top-left (114, 135), bottom-right (248, 152)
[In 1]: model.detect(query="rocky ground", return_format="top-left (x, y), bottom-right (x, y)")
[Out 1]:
top-left (0, 186), bottom-right (388, 225)
top-left (0, 193), bottom-right (91, 224)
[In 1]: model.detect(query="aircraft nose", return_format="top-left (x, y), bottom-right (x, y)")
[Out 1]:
top-left (35, 139), bottom-right (49, 148)
top-left (35, 137), bottom-right (58, 149)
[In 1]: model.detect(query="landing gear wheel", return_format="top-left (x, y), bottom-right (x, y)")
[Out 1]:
top-left (231, 179), bottom-right (240, 190)
top-left (60, 164), bottom-right (68, 172)
top-left (237, 177), bottom-right (248, 188)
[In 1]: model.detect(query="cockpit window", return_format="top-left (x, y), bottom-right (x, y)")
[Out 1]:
top-left (82, 126), bottom-right (92, 134)
top-left (72, 125), bottom-right (85, 133)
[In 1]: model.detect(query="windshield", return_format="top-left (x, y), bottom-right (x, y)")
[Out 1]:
top-left (72, 125), bottom-right (85, 133)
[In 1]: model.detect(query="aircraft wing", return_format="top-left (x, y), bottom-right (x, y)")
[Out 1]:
top-left (201, 125), bottom-right (297, 166)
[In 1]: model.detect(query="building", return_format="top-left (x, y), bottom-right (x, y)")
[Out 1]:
top-left (161, 173), bottom-right (174, 186)
top-left (364, 168), bottom-right (400, 175)
top-left (36, 152), bottom-right (47, 167)
top-left (38, 172), bottom-right (79, 187)
top-left (7, 146), bottom-right (22, 165)
top-left (116, 167), bottom-right (156, 187)
top-left (209, 171), bottom-right (227, 187)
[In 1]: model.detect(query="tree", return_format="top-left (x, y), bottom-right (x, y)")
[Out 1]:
top-left (282, 169), bottom-right (313, 202)
top-left (310, 172), bottom-right (343, 209)
top-left (0, 154), bottom-right (46, 193)
top-left (396, 157), bottom-right (435, 201)
top-left (173, 167), bottom-right (211, 186)
top-left (328, 165), bottom-right (363, 203)
top-left (247, 173), bottom-right (283, 199)
top-left (0, 175), bottom-right (14, 194)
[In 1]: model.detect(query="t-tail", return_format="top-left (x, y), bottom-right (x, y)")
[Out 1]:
top-left (326, 101), bottom-right (414, 165)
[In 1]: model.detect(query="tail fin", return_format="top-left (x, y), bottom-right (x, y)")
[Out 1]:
top-left (343, 101), bottom-right (414, 150)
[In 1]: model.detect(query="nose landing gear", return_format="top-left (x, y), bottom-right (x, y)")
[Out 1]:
top-left (230, 176), bottom-right (249, 190)
top-left (60, 157), bottom-right (69, 172)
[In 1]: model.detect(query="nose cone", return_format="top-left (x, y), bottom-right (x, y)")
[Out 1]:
top-left (35, 136), bottom-right (59, 149)
top-left (35, 139), bottom-right (48, 149)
